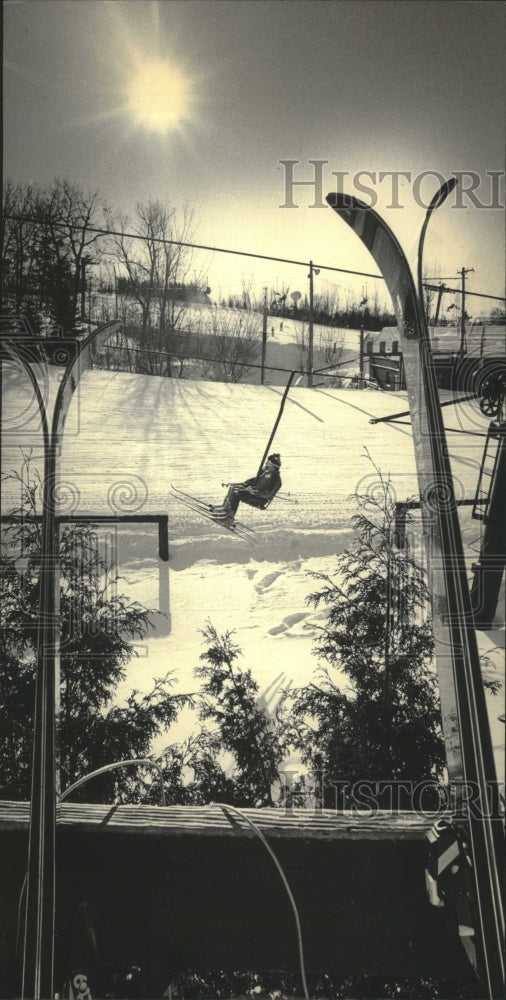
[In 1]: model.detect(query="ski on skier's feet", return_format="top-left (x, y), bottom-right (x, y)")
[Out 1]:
top-left (177, 499), bottom-right (256, 542)
top-left (171, 485), bottom-right (242, 522)
top-left (171, 486), bottom-right (257, 542)
top-left (171, 484), bottom-right (214, 510)
top-left (171, 484), bottom-right (234, 519)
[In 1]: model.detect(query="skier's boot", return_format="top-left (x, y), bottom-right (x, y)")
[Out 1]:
top-left (212, 504), bottom-right (235, 528)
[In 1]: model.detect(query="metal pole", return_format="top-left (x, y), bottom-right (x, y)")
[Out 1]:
top-left (261, 287), bottom-right (267, 385)
top-left (307, 262), bottom-right (314, 387)
top-left (460, 267), bottom-right (466, 354)
top-left (1, 348), bottom-right (55, 1000)
top-left (257, 371), bottom-right (296, 476)
top-left (459, 266), bottom-right (474, 355)
top-left (434, 284), bottom-right (445, 325)
top-left (80, 260), bottom-right (86, 321)
top-left (22, 437), bottom-right (58, 999)
top-left (359, 325), bottom-right (364, 387)
top-left (471, 426), bottom-right (506, 628)
top-left (16, 321), bottom-right (121, 999)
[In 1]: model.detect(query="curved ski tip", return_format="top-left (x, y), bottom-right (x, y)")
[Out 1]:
top-left (326, 191), bottom-right (367, 216)
top-left (427, 176), bottom-right (458, 212)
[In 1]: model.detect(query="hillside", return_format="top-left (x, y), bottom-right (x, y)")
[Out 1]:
top-left (1, 366), bottom-right (504, 777)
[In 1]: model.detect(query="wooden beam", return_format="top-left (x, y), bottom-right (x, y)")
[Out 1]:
top-left (0, 800), bottom-right (449, 840)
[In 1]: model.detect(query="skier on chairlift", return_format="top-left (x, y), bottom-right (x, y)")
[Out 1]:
top-left (212, 453), bottom-right (282, 527)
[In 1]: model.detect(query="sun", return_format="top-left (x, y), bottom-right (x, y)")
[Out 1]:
top-left (126, 58), bottom-right (192, 133)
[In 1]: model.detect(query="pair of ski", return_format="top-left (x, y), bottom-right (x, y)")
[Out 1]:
top-left (327, 182), bottom-right (504, 996)
top-left (172, 485), bottom-right (258, 544)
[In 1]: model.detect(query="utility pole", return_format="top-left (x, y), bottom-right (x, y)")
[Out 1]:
top-left (458, 266), bottom-right (474, 354)
top-left (359, 325), bottom-right (364, 386)
top-left (434, 283), bottom-right (445, 325)
top-left (80, 259), bottom-right (86, 321)
top-left (261, 287), bottom-right (267, 385)
top-left (423, 282), bottom-right (451, 327)
top-left (80, 255), bottom-right (94, 325)
top-left (307, 261), bottom-right (319, 387)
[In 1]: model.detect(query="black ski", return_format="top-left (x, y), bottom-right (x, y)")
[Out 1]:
top-left (172, 484), bottom-right (256, 530)
top-left (172, 484), bottom-right (214, 510)
top-left (327, 184), bottom-right (504, 996)
top-left (171, 486), bottom-right (257, 543)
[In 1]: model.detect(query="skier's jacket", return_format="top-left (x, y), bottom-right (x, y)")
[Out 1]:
top-left (241, 465), bottom-right (281, 500)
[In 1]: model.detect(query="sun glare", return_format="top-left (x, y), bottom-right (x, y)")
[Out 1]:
top-left (126, 58), bottom-right (192, 133)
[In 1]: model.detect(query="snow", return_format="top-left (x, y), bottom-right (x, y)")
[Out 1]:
top-left (1, 361), bottom-right (504, 782)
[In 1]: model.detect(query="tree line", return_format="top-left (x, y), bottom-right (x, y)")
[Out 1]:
top-left (2, 179), bottom-right (395, 385)
top-left (2, 180), bottom-right (197, 336)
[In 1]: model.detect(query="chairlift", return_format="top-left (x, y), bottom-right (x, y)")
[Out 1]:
top-left (240, 371), bottom-right (297, 510)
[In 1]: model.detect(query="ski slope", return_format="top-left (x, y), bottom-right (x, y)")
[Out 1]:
top-left (1, 364), bottom-right (504, 777)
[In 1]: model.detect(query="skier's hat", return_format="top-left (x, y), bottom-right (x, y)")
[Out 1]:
top-left (268, 453), bottom-right (281, 467)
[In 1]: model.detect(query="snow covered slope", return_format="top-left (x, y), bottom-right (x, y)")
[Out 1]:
top-left (1, 365), bottom-right (503, 776)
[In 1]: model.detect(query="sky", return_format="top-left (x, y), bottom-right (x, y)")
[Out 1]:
top-left (3, 0), bottom-right (505, 311)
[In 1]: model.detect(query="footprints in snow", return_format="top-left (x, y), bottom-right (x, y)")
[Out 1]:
top-left (255, 569), bottom-right (283, 593)
top-left (251, 562), bottom-right (330, 637)
top-left (269, 612), bottom-right (307, 636)
top-left (268, 608), bottom-right (329, 637)
top-left (254, 561), bottom-right (302, 594)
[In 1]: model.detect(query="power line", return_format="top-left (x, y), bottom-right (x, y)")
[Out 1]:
top-left (97, 340), bottom-right (306, 376)
top-left (5, 213), bottom-right (505, 301)
top-left (424, 282), bottom-right (505, 303)
top-left (2, 212), bottom-right (384, 281)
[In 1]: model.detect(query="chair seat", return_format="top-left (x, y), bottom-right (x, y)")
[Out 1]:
top-left (241, 486), bottom-right (280, 510)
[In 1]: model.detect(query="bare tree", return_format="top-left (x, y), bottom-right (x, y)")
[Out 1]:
top-left (200, 307), bottom-right (261, 383)
top-left (313, 285), bottom-right (341, 324)
top-left (318, 328), bottom-right (345, 366)
top-left (2, 182), bottom-right (41, 328)
top-left (2, 179), bottom-right (109, 334)
top-left (109, 200), bottom-right (200, 376)
top-left (93, 322), bottom-right (139, 374)
top-left (34, 179), bottom-right (109, 332)
top-left (293, 318), bottom-right (308, 372)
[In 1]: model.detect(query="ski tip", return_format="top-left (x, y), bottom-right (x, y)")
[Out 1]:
top-left (326, 191), bottom-right (368, 216)
top-left (427, 176), bottom-right (458, 213)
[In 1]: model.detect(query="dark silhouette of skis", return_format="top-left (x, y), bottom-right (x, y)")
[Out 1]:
top-left (172, 486), bottom-right (257, 544)
top-left (326, 182), bottom-right (504, 997)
